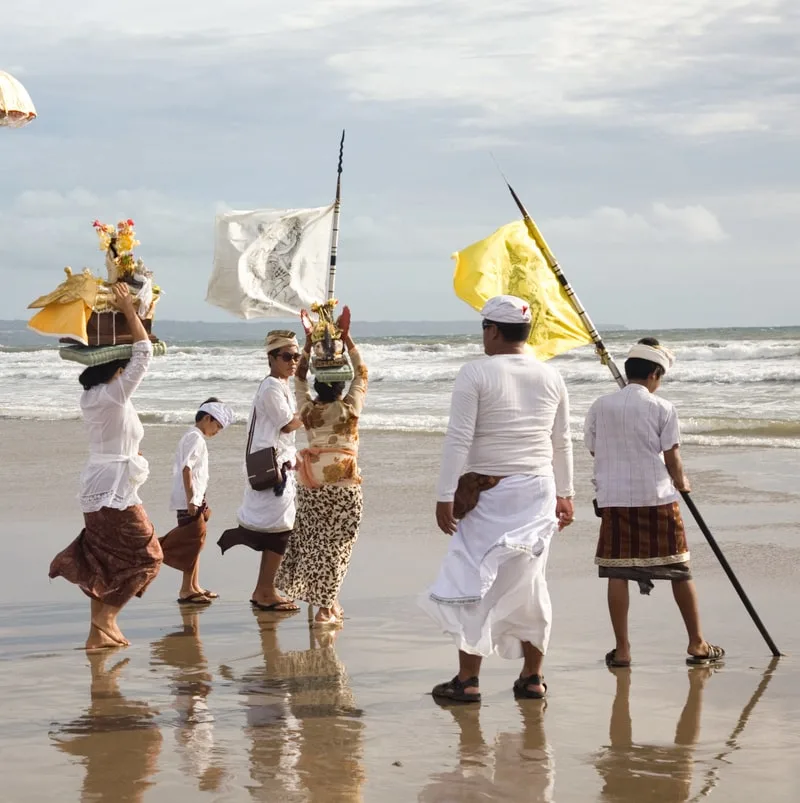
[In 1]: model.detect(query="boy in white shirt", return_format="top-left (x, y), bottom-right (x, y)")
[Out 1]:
top-left (585, 338), bottom-right (724, 668)
top-left (160, 397), bottom-right (233, 604)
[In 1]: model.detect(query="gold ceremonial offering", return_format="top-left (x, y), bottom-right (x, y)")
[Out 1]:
top-left (304, 299), bottom-right (354, 383)
top-left (27, 220), bottom-right (166, 366)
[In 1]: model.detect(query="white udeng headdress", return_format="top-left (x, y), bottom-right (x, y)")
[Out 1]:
top-left (626, 343), bottom-right (676, 373)
top-left (198, 401), bottom-right (234, 428)
top-left (480, 295), bottom-right (533, 324)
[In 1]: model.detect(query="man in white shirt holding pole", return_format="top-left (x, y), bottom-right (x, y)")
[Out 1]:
top-left (420, 295), bottom-right (575, 703)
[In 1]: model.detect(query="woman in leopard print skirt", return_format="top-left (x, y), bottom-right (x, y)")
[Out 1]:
top-left (276, 311), bottom-right (367, 628)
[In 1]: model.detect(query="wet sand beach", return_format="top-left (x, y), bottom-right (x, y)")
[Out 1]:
top-left (1, 420), bottom-right (800, 801)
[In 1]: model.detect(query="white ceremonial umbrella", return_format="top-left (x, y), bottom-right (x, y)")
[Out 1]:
top-left (0, 71), bottom-right (37, 128)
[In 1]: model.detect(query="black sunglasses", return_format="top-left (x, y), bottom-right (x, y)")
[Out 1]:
top-left (481, 320), bottom-right (495, 330)
top-left (277, 351), bottom-right (301, 363)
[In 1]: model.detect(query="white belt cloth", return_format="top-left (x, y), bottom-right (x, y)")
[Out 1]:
top-left (419, 474), bottom-right (557, 659)
top-left (79, 452), bottom-right (150, 513)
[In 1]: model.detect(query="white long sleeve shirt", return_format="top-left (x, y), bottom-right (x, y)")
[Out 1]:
top-left (436, 354), bottom-right (574, 502)
top-left (79, 339), bottom-right (153, 512)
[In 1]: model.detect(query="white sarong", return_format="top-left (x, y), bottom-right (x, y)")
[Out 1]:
top-left (237, 471), bottom-right (296, 533)
top-left (419, 475), bottom-right (557, 659)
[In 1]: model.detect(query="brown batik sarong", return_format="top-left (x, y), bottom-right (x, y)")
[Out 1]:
top-left (217, 526), bottom-right (291, 556)
top-left (159, 504), bottom-right (211, 573)
top-left (595, 502), bottom-right (691, 595)
top-left (49, 505), bottom-right (163, 607)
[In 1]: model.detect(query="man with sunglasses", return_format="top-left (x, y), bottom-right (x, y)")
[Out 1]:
top-left (420, 295), bottom-right (574, 702)
top-left (218, 330), bottom-right (303, 612)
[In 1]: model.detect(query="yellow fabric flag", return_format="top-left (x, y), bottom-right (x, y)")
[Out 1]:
top-left (453, 220), bottom-right (594, 361)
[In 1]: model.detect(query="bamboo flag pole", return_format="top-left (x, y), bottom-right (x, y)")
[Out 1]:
top-left (503, 179), bottom-right (782, 658)
top-left (327, 130), bottom-right (346, 301)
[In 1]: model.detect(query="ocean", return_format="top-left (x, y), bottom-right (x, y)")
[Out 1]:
top-left (2, 322), bottom-right (799, 449)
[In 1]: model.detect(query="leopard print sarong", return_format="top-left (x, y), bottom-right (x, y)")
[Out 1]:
top-left (276, 484), bottom-right (363, 607)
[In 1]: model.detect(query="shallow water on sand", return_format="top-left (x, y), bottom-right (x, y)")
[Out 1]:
top-left (2, 597), bottom-right (799, 802)
top-left (2, 423), bottom-right (800, 800)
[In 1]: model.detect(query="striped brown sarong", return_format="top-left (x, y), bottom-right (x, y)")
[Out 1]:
top-left (49, 505), bottom-right (162, 607)
top-left (159, 504), bottom-right (210, 573)
top-left (595, 502), bottom-right (690, 594)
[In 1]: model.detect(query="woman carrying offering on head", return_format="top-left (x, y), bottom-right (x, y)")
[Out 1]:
top-left (217, 331), bottom-right (303, 612)
top-left (49, 282), bottom-right (162, 650)
top-left (276, 306), bottom-right (368, 628)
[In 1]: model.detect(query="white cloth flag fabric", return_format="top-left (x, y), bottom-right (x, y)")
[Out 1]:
top-left (207, 204), bottom-right (334, 319)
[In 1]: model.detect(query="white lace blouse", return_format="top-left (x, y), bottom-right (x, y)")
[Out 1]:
top-left (78, 340), bottom-right (153, 513)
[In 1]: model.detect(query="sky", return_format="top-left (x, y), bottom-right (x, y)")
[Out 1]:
top-left (2, 0), bottom-right (799, 329)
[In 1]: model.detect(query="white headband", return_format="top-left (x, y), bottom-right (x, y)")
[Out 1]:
top-left (199, 401), bottom-right (234, 428)
top-left (627, 343), bottom-right (675, 372)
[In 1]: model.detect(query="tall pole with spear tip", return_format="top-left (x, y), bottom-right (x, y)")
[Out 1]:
top-left (327, 130), bottom-right (345, 301)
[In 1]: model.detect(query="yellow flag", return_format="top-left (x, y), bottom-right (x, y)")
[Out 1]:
top-left (453, 220), bottom-right (593, 361)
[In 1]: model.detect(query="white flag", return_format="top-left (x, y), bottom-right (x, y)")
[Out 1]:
top-left (206, 204), bottom-right (334, 319)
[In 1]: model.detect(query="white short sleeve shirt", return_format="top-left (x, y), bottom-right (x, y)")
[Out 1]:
top-left (584, 384), bottom-right (681, 508)
top-left (170, 427), bottom-right (209, 510)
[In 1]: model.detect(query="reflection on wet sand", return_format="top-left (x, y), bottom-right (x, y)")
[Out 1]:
top-left (150, 607), bottom-right (227, 792)
top-left (595, 667), bottom-right (715, 802)
top-left (221, 611), bottom-right (365, 801)
top-left (419, 700), bottom-right (554, 802)
top-left (49, 651), bottom-right (162, 803)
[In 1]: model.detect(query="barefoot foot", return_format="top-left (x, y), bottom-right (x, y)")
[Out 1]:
top-left (86, 624), bottom-right (126, 652)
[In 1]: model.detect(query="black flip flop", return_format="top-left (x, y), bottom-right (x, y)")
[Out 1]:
top-left (605, 649), bottom-right (631, 668)
top-left (431, 675), bottom-right (481, 703)
top-left (513, 674), bottom-right (547, 699)
top-left (686, 644), bottom-right (725, 665)
top-left (177, 593), bottom-right (212, 606)
top-left (252, 600), bottom-right (300, 613)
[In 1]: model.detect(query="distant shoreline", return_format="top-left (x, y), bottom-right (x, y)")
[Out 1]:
top-left (0, 318), bottom-right (627, 346)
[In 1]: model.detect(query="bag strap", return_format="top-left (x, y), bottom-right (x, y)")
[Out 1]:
top-left (247, 377), bottom-right (290, 456)
top-left (246, 405), bottom-right (258, 456)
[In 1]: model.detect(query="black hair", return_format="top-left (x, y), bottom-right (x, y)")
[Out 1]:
top-left (624, 336), bottom-right (666, 381)
top-left (314, 379), bottom-right (345, 403)
top-left (483, 319), bottom-right (532, 343)
top-left (79, 359), bottom-right (130, 391)
top-left (195, 396), bottom-right (222, 424)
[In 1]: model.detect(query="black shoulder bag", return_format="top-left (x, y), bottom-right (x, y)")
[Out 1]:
top-left (245, 408), bottom-right (280, 491)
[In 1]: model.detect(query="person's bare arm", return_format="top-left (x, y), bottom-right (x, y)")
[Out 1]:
top-left (281, 415), bottom-right (303, 433)
top-left (664, 445), bottom-right (691, 492)
top-left (296, 332), bottom-right (312, 383)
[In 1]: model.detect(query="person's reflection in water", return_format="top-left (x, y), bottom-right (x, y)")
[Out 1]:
top-left (419, 699), bottom-right (554, 802)
top-left (220, 610), bottom-right (365, 801)
top-left (596, 666), bottom-right (715, 802)
top-left (150, 606), bottom-right (227, 792)
top-left (49, 651), bottom-right (162, 803)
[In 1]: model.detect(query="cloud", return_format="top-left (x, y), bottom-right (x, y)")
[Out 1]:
top-left (543, 203), bottom-right (727, 244)
top-left (5, 0), bottom-right (799, 141)
top-left (1, 1), bottom-right (799, 328)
